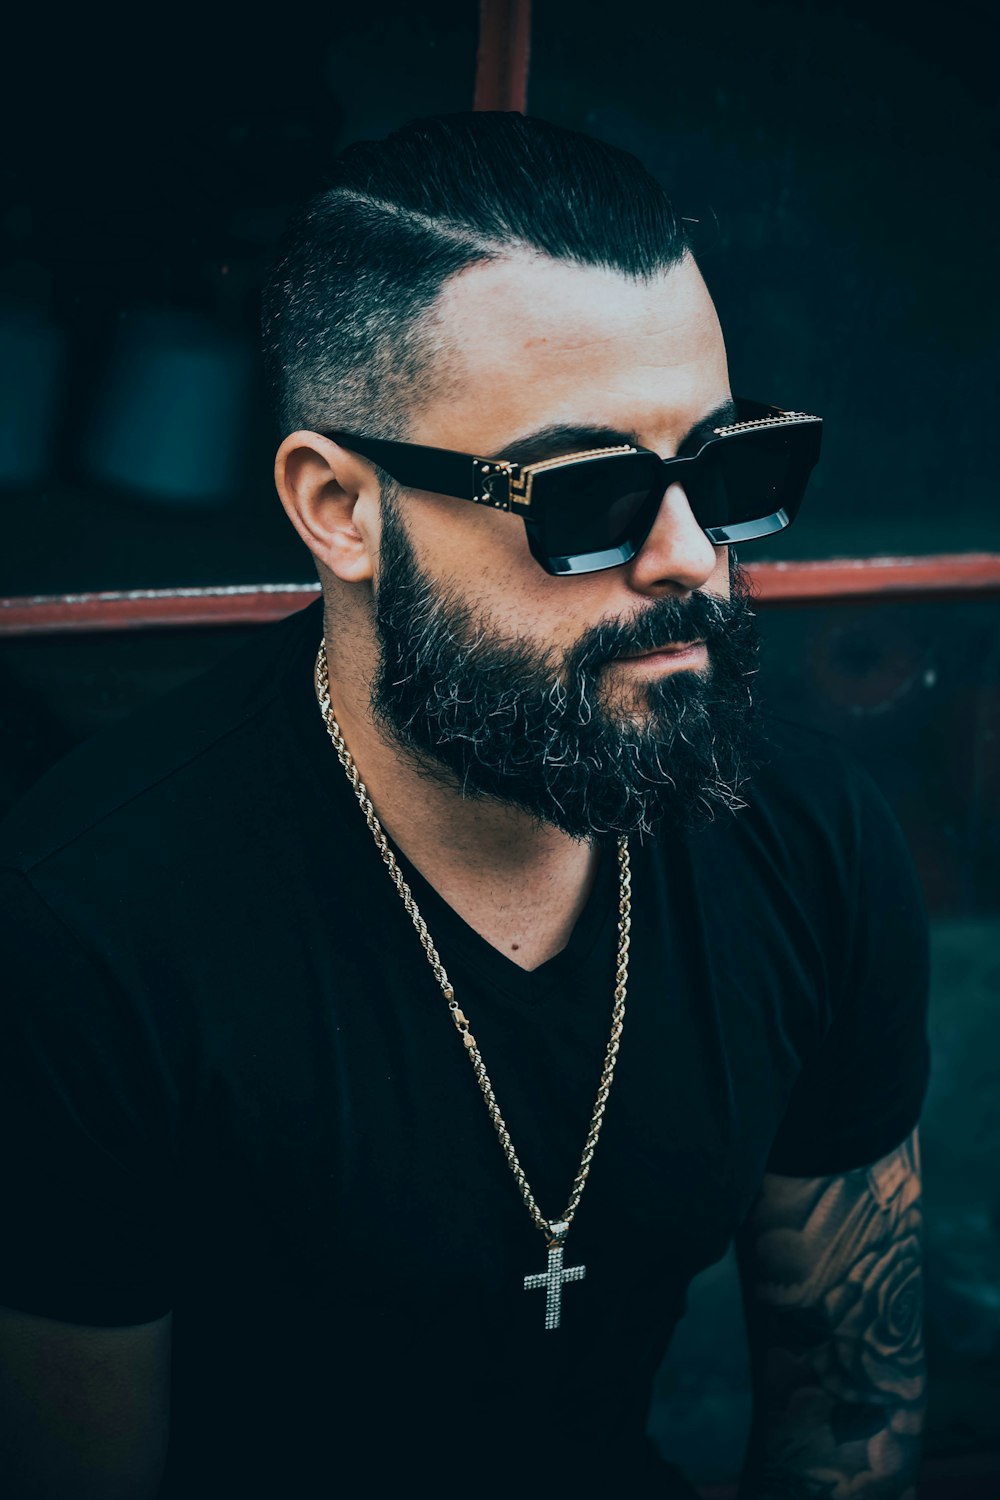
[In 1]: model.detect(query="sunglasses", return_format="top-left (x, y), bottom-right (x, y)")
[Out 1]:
top-left (316, 397), bottom-right (822, 577)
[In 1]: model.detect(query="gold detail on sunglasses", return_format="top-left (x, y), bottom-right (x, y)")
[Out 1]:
top-left (712, 412), bottom-right (819, 436)
top-left (508, 445), bottom-right (638, 510)
top-left (473, 460), bottom-right (516, 509)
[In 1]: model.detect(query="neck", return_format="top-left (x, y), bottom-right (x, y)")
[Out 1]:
top-left (322, 648), bottom-right (602, 972)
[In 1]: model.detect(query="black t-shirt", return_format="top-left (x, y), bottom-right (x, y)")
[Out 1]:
top-left (0, 598), bottom-right (931, 1498)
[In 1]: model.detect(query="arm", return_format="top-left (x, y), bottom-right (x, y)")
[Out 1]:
top-left (734, 1128), bottom-right (925, 1500)
top-left (0, 1305), bottom-right (172, 1498)
top-left (0, 869), bottom-right (178, 1494)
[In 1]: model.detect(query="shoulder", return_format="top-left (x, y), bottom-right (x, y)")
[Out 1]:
top-left (671, 711), bottom-right (925, 1031)
top-left (0, 600), bottom-right (320, 880)
top-left (746, 710), bottom-right (885, 824)
top-left (698, 709), bottom-right (902, 896)
top-left (745, 710), bottom-right (920, 897)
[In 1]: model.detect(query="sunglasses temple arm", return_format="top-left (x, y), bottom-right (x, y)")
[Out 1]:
top-left (319, 430), bottom-right (486, 502)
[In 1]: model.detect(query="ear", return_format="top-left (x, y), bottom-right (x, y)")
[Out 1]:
top-left (274, 431), bottom-right (381, 584)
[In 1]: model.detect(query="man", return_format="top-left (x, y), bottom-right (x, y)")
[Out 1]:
top-left (0, 112), bottom-right (929, 1498)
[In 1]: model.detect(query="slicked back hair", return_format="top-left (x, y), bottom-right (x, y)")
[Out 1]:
top-left (261, 111), bottom-right (691, 443)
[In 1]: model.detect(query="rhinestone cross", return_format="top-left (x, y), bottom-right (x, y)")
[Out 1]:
top-left (523, 1221), bottom-right (586, 1330)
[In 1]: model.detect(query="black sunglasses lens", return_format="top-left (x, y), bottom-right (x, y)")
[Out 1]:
top-left (531, 423), bottom-right (819, 572)
top-left (684, 426), bottom-right (811, 531)
top-left (537, 453), bottom-right (661, 562)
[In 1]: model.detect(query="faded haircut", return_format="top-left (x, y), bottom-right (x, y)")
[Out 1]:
top-left (260, 111), bottom-right (691, 443)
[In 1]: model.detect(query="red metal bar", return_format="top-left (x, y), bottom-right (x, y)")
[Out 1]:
top-left (1, 556), bottom-right (998, 638)
top-left (0, 585), bottom-right (321, 638)
top-left (473, 0), bottom-right (532, 112)
top-left (748, 552), bottom-right (1000, 607)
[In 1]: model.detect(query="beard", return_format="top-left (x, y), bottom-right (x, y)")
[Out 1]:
top-left (369, 498), bottom-right (766, 840)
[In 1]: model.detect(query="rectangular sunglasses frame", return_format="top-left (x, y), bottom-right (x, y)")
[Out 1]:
top-left (316, 397), bottom-right (823, 576)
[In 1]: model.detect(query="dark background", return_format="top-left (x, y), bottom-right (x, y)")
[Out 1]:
top-left (2, 1), bottom-right (998, 1489)
top-left (2, 0), bottom-right (997, 595)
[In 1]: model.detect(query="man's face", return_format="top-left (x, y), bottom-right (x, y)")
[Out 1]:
top-left (367, 252), bottom-right (764, 838)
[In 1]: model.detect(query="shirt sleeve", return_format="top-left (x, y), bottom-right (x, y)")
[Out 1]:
top-left (764, 757), bottom-right (932, 1177)
top-left (0, 866), bottom-right (175, 1325)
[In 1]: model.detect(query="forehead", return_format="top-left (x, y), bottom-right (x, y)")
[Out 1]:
top-left (415, 251), bottom-right (730, 456)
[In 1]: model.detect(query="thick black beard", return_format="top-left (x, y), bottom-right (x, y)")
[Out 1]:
top-left (370, 500), bottom-right (766, 839)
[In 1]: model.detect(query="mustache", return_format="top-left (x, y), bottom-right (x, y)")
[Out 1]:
top-left (567, 587), bottom-right (734, 677)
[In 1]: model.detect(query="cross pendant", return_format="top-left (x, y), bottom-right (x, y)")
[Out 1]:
top-left (523, 1221), bottom-right (585, 1330)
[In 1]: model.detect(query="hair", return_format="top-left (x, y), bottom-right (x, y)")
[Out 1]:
top-left (260, 111), bottom-right (692, 443)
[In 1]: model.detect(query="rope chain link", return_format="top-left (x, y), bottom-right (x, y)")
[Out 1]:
top-left (314, 641), bottom-right (631, 1241)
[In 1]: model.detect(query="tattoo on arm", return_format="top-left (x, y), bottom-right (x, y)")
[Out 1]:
top-left (735, 1127), bottom-right (925, 1500)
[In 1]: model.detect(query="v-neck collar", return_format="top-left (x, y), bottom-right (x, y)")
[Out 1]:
top-left (392, 834), bottom-right (620, 1007)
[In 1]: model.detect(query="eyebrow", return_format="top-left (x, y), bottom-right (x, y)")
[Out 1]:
top-left (498, 397), bottom-right (739, 465)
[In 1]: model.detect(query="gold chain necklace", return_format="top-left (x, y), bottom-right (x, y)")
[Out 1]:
top-left (314, 640), bottom-right (632, 1329)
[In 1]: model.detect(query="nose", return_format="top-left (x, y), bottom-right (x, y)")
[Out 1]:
top-left (624, 481), bottom-right (723, 594)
